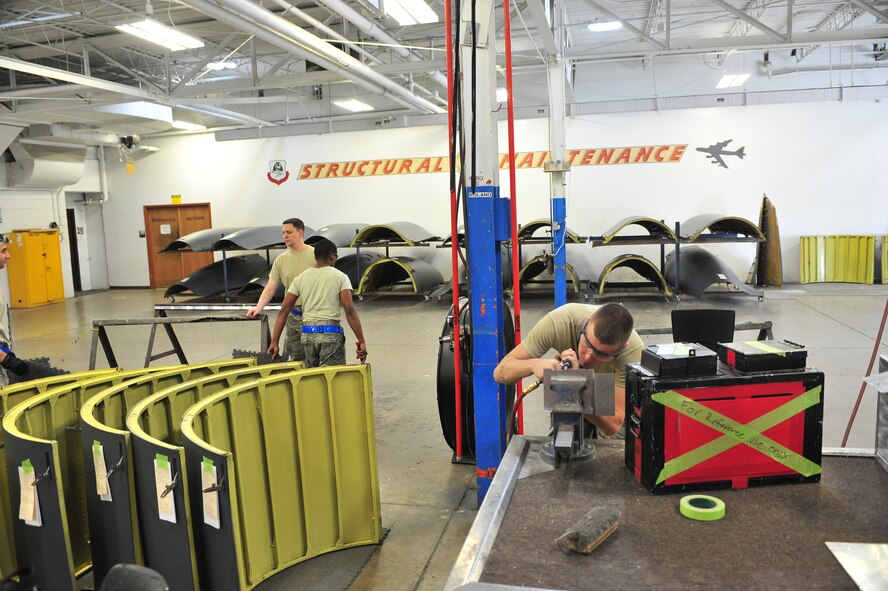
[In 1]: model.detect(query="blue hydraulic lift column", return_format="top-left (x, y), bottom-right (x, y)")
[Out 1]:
top-left (460, 0), bottom-right (510, 503)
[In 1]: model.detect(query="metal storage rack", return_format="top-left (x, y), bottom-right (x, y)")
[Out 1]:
top-left (588, 215), bottom-right (765, 302)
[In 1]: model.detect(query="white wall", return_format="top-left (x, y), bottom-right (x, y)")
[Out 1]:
top-left (101, 99), bottom-right (888, 287)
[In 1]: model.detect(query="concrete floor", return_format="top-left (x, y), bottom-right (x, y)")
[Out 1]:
top-left (9, 282), bottom-right (888, 590)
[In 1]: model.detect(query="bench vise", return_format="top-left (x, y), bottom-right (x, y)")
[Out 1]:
top-left (539, 369), bottom-right (615, 467)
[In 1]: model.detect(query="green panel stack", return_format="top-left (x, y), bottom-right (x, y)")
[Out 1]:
top-left (799, 235), bottom-right (875, 284)
top-left (2, 361), bottom-right (253, 591)
top-left (126, 362), bottom-right (304, 591)
top-left (180, 365), bottom-right (381, 591)
top-left (79, 359), bottom-right (255, 589)
top-left (0, 369), bottom-right (119, 577)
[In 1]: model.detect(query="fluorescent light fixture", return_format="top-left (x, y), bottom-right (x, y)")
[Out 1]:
top-left (496, 87), bottom-right (508, 102)
top-left (588, 20), bottom-right (622, 32)
top-left (171, 120), bottom-right (206, 131)
top-left (384, 0), bottom-right (438, 26)
top-left (333, 99), bottom-right (374, 113)
top-left (206, 61), bottom-right (237, 71)
top-left (115, 19), bottom-right (204, 51)
top-left (716, 73), bottom-right (751, 89)
top-left (0, 12), bottom-right (75, 29)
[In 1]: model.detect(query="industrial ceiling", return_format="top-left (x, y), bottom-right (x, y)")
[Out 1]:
top-left (1, 0), bottom-right (887, 143)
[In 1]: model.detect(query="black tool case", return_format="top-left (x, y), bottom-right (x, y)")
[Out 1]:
top-left (717, 340), bottom-right (807, 372)
top-left (640, 343), bottom-right (718, 377)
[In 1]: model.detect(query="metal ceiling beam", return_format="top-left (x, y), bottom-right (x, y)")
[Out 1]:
top-left (726, 0), bottom-right (783, 38)
top-left (172, 32), bottom-right (241, 93)
top-left (0, 55), bottom-right (162, 99)
top-left (88, 46), bottom-right (166, 94)
top-left (562, 29), bottom-right (888, 60)
top-left (176, 57), bottom-right (451, 96)
top-left (579, 0), bottom-right (665, 49)
top-left (175, 103), bottom-right (275, 126)
top-left (797, 2), bottom-right (868, 61)
top-left (848, 0), bottom-right (888, 24)
top-left (523, 0), bottom-right (557, 55)
top-left (708, 0), bottom-right (785, 42)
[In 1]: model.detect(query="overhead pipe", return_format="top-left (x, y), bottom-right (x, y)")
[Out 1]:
top-left (215, 0), bottom-right (443, 113)
top-left (184, 0), bottom-right (443, 114)
top-left (312, 0), bottom-right (449, 90)
top-left (269, 0), bottom-right (444, 105)
top-left (24, 123), bottom-right (162, 153)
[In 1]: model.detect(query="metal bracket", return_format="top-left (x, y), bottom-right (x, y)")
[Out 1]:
top-left (202, 474), bottom-right (227, 494)
top-left (105, 455), bottom-right (124, 479)
top-left (160, 471), bottom-right (179, 498)
top-left (31, 465), bottom-right (51, 486)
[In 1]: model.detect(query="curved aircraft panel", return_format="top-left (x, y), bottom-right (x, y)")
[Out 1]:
top-left (236, 267), bottom-right (286, 299)
top-left (518, 255), bottom-right (580, 293)
top-left (305, 223), bottom-right (367, 247)
top-left (356, 256), bottom-right (444, 295)
top-left (593, 254), bottom-right (674, 298)
top-left (664, 246), bottom-right (763, 299)
top-left (680, 214), bottom-right (764, 241)
top-left (164, 254), bottom-right (269, 298)
top-left (440, 226), bottom-right (466, 247)
top-left (597, 216), bottom-right (677, 243)
top-left (517, 219), bottom-right (584, 244)
top-left (336, 252), bottom-right (385, 288)
top-left (161, 227), bottom-right (245, 252)
top-left (212, 226), bottom-right (285, 251)
top-left (350, 222), bottom-right (440, 246)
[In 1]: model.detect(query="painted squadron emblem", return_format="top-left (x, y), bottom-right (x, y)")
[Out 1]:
top-left (267, 160), bottom-right (290, 185)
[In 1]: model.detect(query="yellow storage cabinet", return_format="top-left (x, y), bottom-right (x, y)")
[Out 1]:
top-left (7, 229), bottom-right (64, 308)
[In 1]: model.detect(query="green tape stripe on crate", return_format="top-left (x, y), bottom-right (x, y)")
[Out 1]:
top-left (653, 386), bottom-right (822, 484)
top-left (745, 341), bottom-right (787, 357)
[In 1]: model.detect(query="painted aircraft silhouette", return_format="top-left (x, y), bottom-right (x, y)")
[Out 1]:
top-left (696, 140), bottom-right (746, 168)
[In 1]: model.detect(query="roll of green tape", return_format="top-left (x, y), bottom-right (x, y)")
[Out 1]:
top-left (680, 495), bottom-right (725, 521)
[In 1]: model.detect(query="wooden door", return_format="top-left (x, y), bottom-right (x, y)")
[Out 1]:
top-left (144, 204), bottom-right (214, 289)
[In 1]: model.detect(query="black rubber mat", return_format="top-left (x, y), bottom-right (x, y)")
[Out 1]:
top-left (481, 443), bottom-right (887, 590)
top-left (253, 530), bottom-right (387, 590)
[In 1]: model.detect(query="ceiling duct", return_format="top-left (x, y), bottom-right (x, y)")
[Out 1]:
top-left (26, 123), bottom-right (125, 148)
top-left (0, 125), bottom-right (23, 155)
top-left (6, 140), bottom-right (86, 188)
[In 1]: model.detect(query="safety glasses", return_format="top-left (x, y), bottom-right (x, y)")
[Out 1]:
top-left (579, 320), bottom-right (620, 360)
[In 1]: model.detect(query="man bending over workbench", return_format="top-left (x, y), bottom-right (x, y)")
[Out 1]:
top-left (493, 303), bottom-right (643, 436)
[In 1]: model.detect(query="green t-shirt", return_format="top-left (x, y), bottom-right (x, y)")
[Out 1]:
top-left (287, 267), bottom-right (353, 322)
top-left (269, 246), bottom-right (315, 287)
top-left (521, 303), bottom-right (643, 388)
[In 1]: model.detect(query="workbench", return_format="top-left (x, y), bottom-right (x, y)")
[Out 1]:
top-left (447, 435), bottom-right (888, 590)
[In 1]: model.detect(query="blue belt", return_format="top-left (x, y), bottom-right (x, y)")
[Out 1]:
top-left (290, 308), bottom-right (303, 316)
top-left (302, 325), bottom-right (344, 334)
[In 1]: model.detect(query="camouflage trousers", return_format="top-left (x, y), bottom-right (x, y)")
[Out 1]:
top-left (300, 332), bottom-right (346, 368)
top-left (0, 368), bottom-right (8, 387)
top-left (284, 312), bottom-right (305, 362)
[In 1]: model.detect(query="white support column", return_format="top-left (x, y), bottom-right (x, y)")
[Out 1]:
top-left (545, 0), bottom-right (569, 306)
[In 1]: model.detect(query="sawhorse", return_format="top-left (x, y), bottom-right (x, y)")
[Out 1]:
top-left (88, 314), bottom-right (270, 369)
